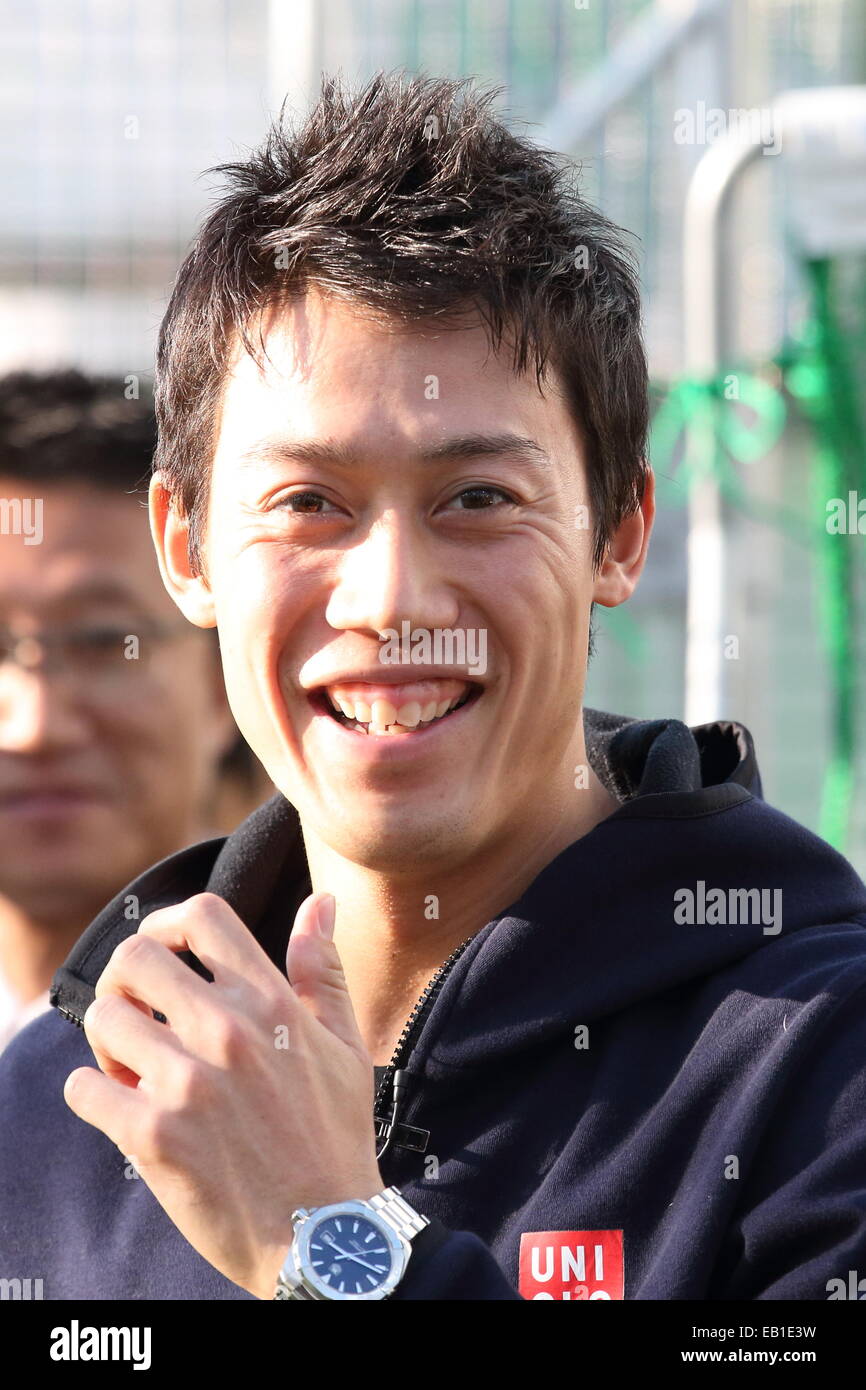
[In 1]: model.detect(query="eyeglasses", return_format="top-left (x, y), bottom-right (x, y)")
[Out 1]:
top-left (0, 619), bottom-right (193, 686)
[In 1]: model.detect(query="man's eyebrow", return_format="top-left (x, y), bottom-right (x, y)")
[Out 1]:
top-left (0, 579), bottom-right (150, 625)
top-left (39, 580), bottom-right (145, 614)
top-left (50, 579), bottom-right (142, 606)
top-left (237, 433), bottom-right (552, 469)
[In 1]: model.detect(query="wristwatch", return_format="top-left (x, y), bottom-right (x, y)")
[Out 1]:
top-left (274, 1186), bottom-right (430, 1300)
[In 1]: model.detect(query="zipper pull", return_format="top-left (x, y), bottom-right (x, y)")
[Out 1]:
top-left (376, 1067), bottom-right (408, 1162)
top-left (392, 1066), bottom-right (409, 1118)
top-left (375, 1067), bottom-right (430, 1160)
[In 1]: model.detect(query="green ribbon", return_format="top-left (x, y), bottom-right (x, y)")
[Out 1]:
top-left (649, 369), bottom-right (809, 540)
top-left (638, 261), bottom-right (866, 850)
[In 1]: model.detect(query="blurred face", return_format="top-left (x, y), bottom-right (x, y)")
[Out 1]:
top-left (163, 289), bottom-right (631, 873)
top-left (0, 481), bottom-right (231, 922)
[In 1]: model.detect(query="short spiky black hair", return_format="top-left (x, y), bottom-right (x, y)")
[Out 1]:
top-left (0, 369), bottom-right (154, 493)
top-left (155, 68), bottom-right (649, 573)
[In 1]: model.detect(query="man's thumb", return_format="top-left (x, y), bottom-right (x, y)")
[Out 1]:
top-left (286, 892), bottom-right (364, 1053)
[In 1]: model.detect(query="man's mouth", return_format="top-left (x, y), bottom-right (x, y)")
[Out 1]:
top-left (310, 678), bottom-right (482, 735)
top-left (0, 785), bottom-right (113, 818)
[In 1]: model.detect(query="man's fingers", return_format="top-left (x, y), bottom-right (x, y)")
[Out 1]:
top-left (95, 929), bottom-right (215, 1042)
top-left (63, 1063), bottom-right (148, 1151)
top-left (84, 991), bottom-right (186, 1088)
top-left (139, 892), bottom-right (279, 992)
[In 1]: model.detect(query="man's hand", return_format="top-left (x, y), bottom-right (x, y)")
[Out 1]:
top-left (63, 890), bottom-right (385, 1300)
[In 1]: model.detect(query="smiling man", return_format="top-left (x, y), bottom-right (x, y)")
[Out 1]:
top-left (164, 287), bottom-right (633, 1075)
top-left (2, 71), bottom-right (866, 1303)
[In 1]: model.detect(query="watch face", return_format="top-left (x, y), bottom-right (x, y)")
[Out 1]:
top-left (308, 1213), bottom-right (394, 1296)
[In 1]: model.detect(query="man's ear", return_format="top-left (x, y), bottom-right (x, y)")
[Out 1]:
top-left (148, 472), bottom-right (216, 628)
top-left (591, 466), bottom-right (655, 607)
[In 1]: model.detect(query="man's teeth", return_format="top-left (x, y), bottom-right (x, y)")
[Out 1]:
top-left (326, 691), bottom-right (467, 733)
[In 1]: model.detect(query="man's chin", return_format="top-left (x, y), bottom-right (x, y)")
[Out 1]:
top-left (315, 808), bottom-right (477, 873)
top-left (0, 861), bottom-right (137, 926)
top-left (0, 823), bottom-right (153, 908)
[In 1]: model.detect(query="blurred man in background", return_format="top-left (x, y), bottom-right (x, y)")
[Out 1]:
top-left (0, 370), bottom-right (270, 1050)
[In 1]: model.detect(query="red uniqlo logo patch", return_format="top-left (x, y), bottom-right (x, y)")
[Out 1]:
top-left (519, 1230), bottom-right (624, 1300)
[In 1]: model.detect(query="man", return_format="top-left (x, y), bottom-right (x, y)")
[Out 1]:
top-left (2, 72), bottom-right (865, 1302)
top-left (0, 371), bottom-right (261, 1052)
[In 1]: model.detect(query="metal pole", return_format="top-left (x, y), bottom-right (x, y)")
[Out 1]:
top-left (682, 128), bottom-right (774, 725)
top-left (536, 0), bottom-right (727, 153)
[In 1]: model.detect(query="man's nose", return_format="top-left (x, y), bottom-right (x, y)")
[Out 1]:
top-left (0, 665), bottom-right (92, 752)
top-left (324, 516), bottom-right (460, 637)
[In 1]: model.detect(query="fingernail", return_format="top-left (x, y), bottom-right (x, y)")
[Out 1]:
top-left (315, 894), bottom-right (336, 939)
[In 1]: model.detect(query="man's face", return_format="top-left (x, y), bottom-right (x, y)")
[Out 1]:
top-left (0, 481), bottom-right (230, 921)
top-left (194, 289), bottom-right (606, 871)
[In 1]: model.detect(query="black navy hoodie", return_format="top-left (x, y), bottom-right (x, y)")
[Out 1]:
top-left (2, 708), bottom-right (866, 1300)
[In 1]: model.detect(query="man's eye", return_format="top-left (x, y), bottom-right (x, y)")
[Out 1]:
top-left (447, 486), bottom-right (514, 510)
top-left (277, 492), bottom-right (339, 515)
top-left (69, 628), bottom-right (128, 655)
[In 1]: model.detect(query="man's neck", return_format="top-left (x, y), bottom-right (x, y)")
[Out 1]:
top-left (0, 898), bottom-right (91, 1004)
top-left (302, 754), bottom-right (619, 1065)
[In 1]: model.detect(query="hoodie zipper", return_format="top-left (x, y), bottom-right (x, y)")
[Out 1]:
top-left (56, 1002), bottom-right (85, 1028)
top-left (374, 934), bottom-right (475, 1163)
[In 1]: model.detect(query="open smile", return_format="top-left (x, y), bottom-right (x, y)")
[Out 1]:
top-left (307, 678), bottom-right (484, 741)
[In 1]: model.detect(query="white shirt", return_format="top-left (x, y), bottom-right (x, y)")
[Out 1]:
top-left (0, 969), bottom-right (51, 1055)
